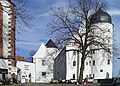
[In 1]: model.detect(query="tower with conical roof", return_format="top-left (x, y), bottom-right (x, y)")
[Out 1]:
top-left (45, 39), bottom-right (57, 48)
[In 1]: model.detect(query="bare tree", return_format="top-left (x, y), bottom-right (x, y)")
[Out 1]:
top-left (0, 0), bottom-right (32, 32)
top-left (48, 0), bottom-right (113, 83)
top-left (29, 50), bottom-right (36, 62)
top-left (13, 0), bottom-right (33, 32)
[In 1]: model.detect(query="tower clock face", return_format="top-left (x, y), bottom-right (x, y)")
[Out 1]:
top-left (100, 16), bottom-right (107, 21)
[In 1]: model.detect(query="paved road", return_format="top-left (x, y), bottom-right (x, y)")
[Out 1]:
top-left (22, 83), bottom-right (79, 86)
top-left (22, 83), bottom-right (113, 86)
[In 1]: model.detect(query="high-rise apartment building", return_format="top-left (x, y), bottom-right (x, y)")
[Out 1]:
top-left (0, 0), bottom-right (16, 79)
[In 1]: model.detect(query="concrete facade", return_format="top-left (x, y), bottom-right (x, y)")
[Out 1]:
top-left (0, 0), bottom-right (16, 79)
top-left (17, 61), bottom-right (35, 83)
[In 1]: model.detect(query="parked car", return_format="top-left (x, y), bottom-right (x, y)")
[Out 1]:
top-left (88, 77), bottom-right (93, 83)
top-left (50, 79), bottom-right (59, 84)
top-left (113, 78), bottom-right (120, 86)
top-left (70, 79), bottom-right (77, 84)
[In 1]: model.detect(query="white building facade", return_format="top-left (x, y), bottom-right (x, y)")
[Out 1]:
top-left (33, 39), bottom-right (58, 83)
top-left (54, 10), bottom-right (113, 81)
top-left (16, 61), bottom-right (35, 83)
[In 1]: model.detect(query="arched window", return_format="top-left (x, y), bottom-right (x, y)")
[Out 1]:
top-left (73, 61), bottom-right (76, 66)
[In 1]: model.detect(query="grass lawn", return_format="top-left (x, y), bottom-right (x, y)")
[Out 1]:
top-left (0, 83), bottom-right (23, 86)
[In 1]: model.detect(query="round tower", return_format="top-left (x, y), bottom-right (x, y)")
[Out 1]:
top-left (90, 10), bottom-right (113, 79)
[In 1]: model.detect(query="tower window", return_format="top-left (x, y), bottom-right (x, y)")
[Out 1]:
top-left (108, 59), bottom-right (110, 65)
top-left (42, 60), bottom-right (46, 66)
top-left (86, 62), bottom-right (88, 65)
top-left (58, 72), bottom-right (59, 75)
top-left (73, 74), bottom-right (75, 79)
top-left (93, 74), bottom-right (94, 78)
top-left (73, 51), bottom-right (76, 55)
top-left (93, 60), bottom-right (95, 66)
top-left (100, 69), bottom-right (103, 72)
top-left (42, 72), bottom-right (46, 77)
top-left (73, 61), bottom-right (76, 66)
top-left (89, 61), bottom-right (91, 66)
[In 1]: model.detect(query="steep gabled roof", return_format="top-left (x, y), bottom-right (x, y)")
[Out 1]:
top-left (45, 39), bottom-right (57, 48)
top-left (33, 43), bottom-right (46, 58)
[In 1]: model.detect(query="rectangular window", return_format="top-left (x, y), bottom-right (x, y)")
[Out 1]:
top-left (58, 72), bottom-right (59, 75)
top-left (93, 60), bottom-right (95, 66)
top-left (42, 60), bottom-right (46, 66)
top-left (93, 50), bottom-right (95, 54)
top-left (89, 61), bottom-right (91, 66)
top-left (73, 61), bottom-right (76, 66)
top-left (108, 59), bottom-right (110, 65)
top-left (73, 74), bottom-right (75, 79)
top-left (42, 72), bottom-right (46, 77)
top-left (86, 62), bottom-right (88, 65)
top-left (73, 51), bottom-right (76, 55)
top-left (93, 74), bottom-right (94, 78)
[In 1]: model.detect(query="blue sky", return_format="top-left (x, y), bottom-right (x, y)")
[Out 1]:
top-left (16, 0), bottom-right (68, 57)
top-left (16, 0), bottom-right (120, 76)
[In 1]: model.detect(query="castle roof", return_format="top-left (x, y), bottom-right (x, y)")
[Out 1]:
top-left (90, 10), bottom-right (111, 24)
top-left (45, 39), bottom-right (57, 48)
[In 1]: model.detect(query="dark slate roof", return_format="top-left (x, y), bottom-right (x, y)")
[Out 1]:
top-left (45, 39), bottom-right (57, 48)
top-left (90, 10), bottom-right (112, 25)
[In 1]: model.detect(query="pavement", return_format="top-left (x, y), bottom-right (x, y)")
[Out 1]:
top-left (0, 83), bottom-right (113, 86)
top-left (21, 83), bottom-right (113, 86)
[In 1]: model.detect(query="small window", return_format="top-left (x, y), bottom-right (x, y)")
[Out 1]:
top-left (89, 74), bottom-right (91, 77)
top-left (42, 72), bottom-right (46, 77)
top-left (100, 69), bottom-right (103, 72)
top-left (58, 72), bottom-right (59, 75)
top-left (73, 51), bottom-right (76, 55)
top-left (89, 61), bottom-right (91, 66)
top-left (42, 60), bottom-right (46, 66)
top-left (108, 59), bottom-right (110, 65)
top-left (73, 61), bottom-right (76, 66)
top-left (86, 62), bottom-right (88, 65)
top-left (93, 50), bottom-right (95, 54)
top-left (73, 74), bottom-right (75, 79)
top-left (93, 74), bottom-right (94, 78)
top-left (93, 60), bottom-right (95, 66)
top-left (108, 39), bottom-right (110, 43)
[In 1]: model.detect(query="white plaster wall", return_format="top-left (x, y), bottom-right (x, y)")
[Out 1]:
top-left (34, 58), bottom-right (54, 83)
top-left (33, 43), bottom-right (58, 83)
top-left (92, 22), bottom-right (113, 79)
top-left (83, 57), bottom-right (92, 79)
top-left (17, 61), bottom-right (35, 83)
top-left (66, 46), bottom-right (78, 80)
top-left (54, 42), bottom-right (93, 81)
top-left (92, 50), bottom-right (112, 79)
top-left (54, 22), bottom-right (113, 80)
